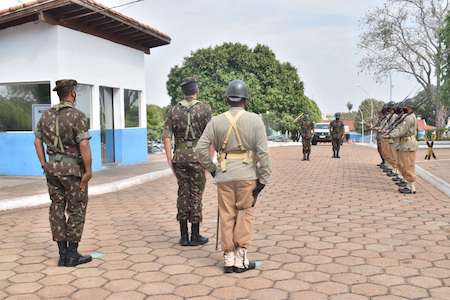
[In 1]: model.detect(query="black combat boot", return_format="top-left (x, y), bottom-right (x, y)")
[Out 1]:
top-left (57, 241), bottom-right (67, 267)
top-left (306, 153), bottom-right (310, 161)
top-left (336, 150), bottom-right (341, 158)
top-left (66, 242), bottom-right (92, 267)
top-left (190, 223), bottom-right (208, 246)
top-left (179, 220), bottom-right (190, 246)
top-left (332, 150), bottom-right (336, 158)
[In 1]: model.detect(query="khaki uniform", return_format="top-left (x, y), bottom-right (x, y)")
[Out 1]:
top-left (195, 107), bottom-right (271, 252)
top-left (35, 102), bottom-right (90, 242)
top-left (388, 113), bottom-right (398, 171)
top-left (163, 99), bottom-right (212, 223)
top-left (380, 113), bottom-right (394, 166)
top-left (389, 113), bottom-right (418, 183)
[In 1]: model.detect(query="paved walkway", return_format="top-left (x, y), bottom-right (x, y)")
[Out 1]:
top-left (416, 148), bottom-right (450, 185)
top-left (0, 145), bottom-right (449, 299)
top-left (0, 154), bottom-right (168, 201)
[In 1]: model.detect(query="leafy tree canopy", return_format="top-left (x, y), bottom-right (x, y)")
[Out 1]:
top-left (166, 42), bottom-right (321, 135)
top-left (354, 98), bottom-right (385, 133)
top-left (147, 104), bottom-right (167, 141)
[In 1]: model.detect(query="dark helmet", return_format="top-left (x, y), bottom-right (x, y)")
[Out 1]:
top-left (335, 112), bottom-right (341, 119)
top-left (403, 99), bottom-right (415, 109)
top-left (386, 101), bottom-right (395, 110)
top-left (394, 102), bottom-right (404, 114)
top-left (303, 112), bottom-right (310, 119)
top-left (226, 80), bottom-right (249, 101)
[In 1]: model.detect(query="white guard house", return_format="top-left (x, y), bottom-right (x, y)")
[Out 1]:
top-left (0, 0), bottom-right (171, 176)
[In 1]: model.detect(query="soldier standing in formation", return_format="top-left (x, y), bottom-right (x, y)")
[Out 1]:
top-left (34, 80), bottom-right (93, 267)
top-left (163, 77), bottom-right (213, 246)
top-left (386, 100), bottom-right (418, 194)
top-left (195, 80), bottom-right (272, 273)
top-left (374, 107), bottom-right (387, 167)
top-left (299, 113), bottom-right (314, 161)
top-left (330, 113), bottom-right (345, 158)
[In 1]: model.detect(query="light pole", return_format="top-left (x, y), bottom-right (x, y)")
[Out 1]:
top-left (359, 109), bottom-right (365, 143)
top-left (356, 85), bottom-right (373, 144)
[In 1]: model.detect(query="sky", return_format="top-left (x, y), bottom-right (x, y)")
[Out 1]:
top-left (1, 0), bottom-right (420, 115)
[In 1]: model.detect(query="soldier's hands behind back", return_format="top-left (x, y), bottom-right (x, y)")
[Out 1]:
top-left (252, 180), bottom-right (265, 207)
top-left (80, 171), bottom-right (92, 192)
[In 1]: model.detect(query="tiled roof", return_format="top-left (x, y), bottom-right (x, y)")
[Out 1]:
top-left (0, 0), bottom-right (171, 53)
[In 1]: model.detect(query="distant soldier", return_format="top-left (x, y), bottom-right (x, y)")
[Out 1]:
top-left (195, 80), bottom-right (271, 273)
top-left (374, 107), bottom-right (387, 167)
top-left (425, 131), bottom-right (437, 160)
top-left (34, 80), bottom-right (93, 267)
top-left (387, 99), bottom-right (418, 194)
top-left (386, 104), bottom-right (400, 178)
top-left (380, 102), bottom-right (395, 173)
top-left (299, 113), bottom-right (314, 161)
top-left (330, 113), bottom-right (345, 158)
top-left (163, 77), bottom-right (212, 246)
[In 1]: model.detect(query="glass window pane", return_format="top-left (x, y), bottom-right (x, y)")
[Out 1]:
top-left (124, 89), bottom-right (140, 128)
top-left (75, 84), bottom-right (92, 129)
top-left (0, 83), bottom-right (51, 131)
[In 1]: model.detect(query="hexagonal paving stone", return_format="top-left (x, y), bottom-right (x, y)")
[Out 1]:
top-left (408, 276), bottom-right (442, 288)
top-left (430, 287), bottom-right (450, 299)
top-left (72, 267), bottom-right (105, 278)
top-left (102, 270), bottom-right (136, 280)
top-left (421, 267), bottom-right (450, 279)
top-left (369, 274), bottom-right (405, 286)
top-left (297, 271), bottom-right (330, 283)
top-left (38, 274), bottom-right (76, 285)
top-left (237, 277), bottom-right (273, 290)
top-left (391, 285), bottom-right (428, 299)
top-left (211, 286), bottom-right (249, 299)
top-left (105, 291), bottom-right (146, 300)
top-left (72, 277), bottom-right (108, 289)
top-left (313, 281), bottom-right (348, 295)
top-left (156, 255), bottom-right (187, 265)
top-left (104, 279), bottom-right (141, 292)
top-left (385, 266), bottom-right (419, 277)
top-left (161, 264), bottom-right (194, 275)
top-left (351, 265), bottom-right (383, 276)
top-left (261, 270), bottom-right (294, 281)
top-left (37, 285), bottom-right (76, 298)
top-left (174, 284), bottom-right (212, 298)
top-left (332, 273), bottom-right (367, 285)
top-left (290, 291), bottom-right (328, 300)
top-left (130, 262), bottom-right (162, 272)
top-left (351, 283), bottom-right (388, 297)
top-left (166, 273), bottom-right (202, 286)
top-left (8, 272), bottom-right (44, 283)
top-left (273, 279), bottom-right (309, 292)
top-left (71, 288), bottom-right (111, 300)
top-left (248, 288), bottom-right (288, 300)
top-left (139, 282), bottom-right (175, 295)
top-left (317, 263), bottom-right (349, 274)
top-left (330, 294), bottom-right (369, 300)
top-left (282, 262), bottom-right (315, 273)
top-left (6, 283), bottom-right (42, 295)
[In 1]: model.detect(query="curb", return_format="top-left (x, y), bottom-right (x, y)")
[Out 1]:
top-left (416, 165), bottom-right (450, 198)
top-left (0, 169), bottom-right (172, 211)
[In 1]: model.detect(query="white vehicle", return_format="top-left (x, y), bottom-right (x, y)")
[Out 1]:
top-left (312, 122), bottom-right (331, 145)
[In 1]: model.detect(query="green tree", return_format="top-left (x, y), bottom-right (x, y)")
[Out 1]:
top-left (354, 99), bottom-right (385, 133)
top-left (146, 104), bottom-right (166, 141)
top-left (438, 13), bottom-right (450, 120)
top-left (166, 43), bottom-right (321, 135)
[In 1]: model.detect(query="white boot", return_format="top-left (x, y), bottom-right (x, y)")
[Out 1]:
top-left (410, 182), bottom-right (416, 194)
top-left (234, 247), bottom-right (256, 273)
top-left (223, 251), bottom-right (234, 273)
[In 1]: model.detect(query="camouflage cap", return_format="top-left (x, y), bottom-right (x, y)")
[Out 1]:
top-left (403, 99), bottom-right (415, 109)
top-left (335, 112), bottom-right (341, 118)
top-left (53, 79), bottom-right (77, 91)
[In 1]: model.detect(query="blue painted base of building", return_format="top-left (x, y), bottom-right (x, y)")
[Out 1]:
top-left (0, 127), bottom-right (148, 176)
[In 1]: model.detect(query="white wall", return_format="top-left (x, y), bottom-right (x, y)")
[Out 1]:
top-left (56, 26), bottom-right (146, 130)
top-left (0, 22), bottom-right (58, 85)
top-left (0, 22), bottom-right (148, 130)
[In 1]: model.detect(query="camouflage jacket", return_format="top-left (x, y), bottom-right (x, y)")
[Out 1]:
top-left (299, 119), bottom-right (314, 139)
top-left (35, 101), bottom-right (90, 177)
top-left (329, 120), bottom-right (344, 139)
top-left (163, 99), bottom-right (212, 162)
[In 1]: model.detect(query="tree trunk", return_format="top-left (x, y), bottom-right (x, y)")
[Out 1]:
top-left (435, 103), bottom-right (448, 128)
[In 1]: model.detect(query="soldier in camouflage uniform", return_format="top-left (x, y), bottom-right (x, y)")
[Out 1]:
top-left (34, 80), bottom-right (93, 267)
top-left (298, 113), bottom-right (314, 161)
top-left (330, 113), bottom-right (345, 158)
top-left (163, 77), bottom-right (212, 246)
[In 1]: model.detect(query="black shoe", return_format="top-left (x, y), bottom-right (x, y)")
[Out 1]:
top-left (396, 182), bottom-right (407, 187)
top-left (306, 154), bottom-right (310, 161)
top-left (392, 176), bottom-right (401, 182)
top-left (57, 241), bottom-right (67, 267)
top-left (387, 172), bottom-right (396, 177)
top-left (233, 261), bottom-right (256, 273)
top-left (224, 266), bottom-right (234, 273)
top-left (399, 187), bottom-right (416, 194)
top-left (66, 242), bottom-right (92, 267)
top-left (179, 220), bottom-right (190, 246)
top-left (190, 223), bottom-right (208, 246)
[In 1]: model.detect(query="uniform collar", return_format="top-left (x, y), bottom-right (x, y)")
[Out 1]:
top-left (60, 101), bottom-right (74, 107)
top-left (229, 107), bottom-right (245, 112)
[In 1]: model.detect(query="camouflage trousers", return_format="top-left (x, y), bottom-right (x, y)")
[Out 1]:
top-left (302, 138), bottom-right (311, 155)
top-left (46, 176), bottom-right (88, 242)
top-left (173, 161), bottom-right (206, 223)
top-left (332, 138), bottom-right (342, 152)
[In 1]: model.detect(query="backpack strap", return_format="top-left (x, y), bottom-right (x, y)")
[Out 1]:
top-left (221, 110), bottom-right (245, 152)
top-left (52, 103), bottom-right (73, 153)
